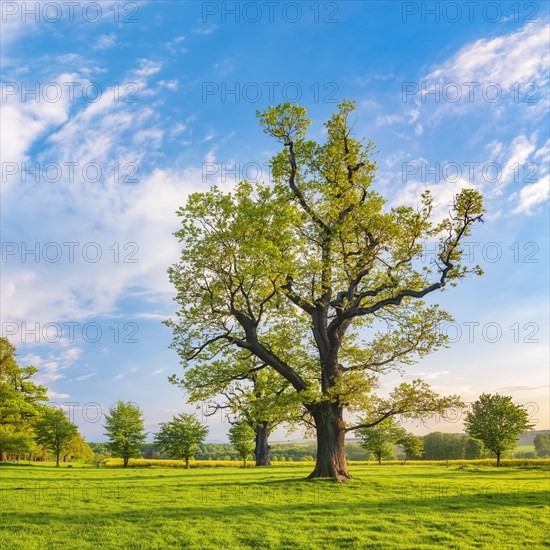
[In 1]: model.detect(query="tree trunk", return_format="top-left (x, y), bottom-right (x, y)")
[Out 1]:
top-left (308, 403), bottom-right (351, 481)
top-left (185, 458), bottom-right (189, 469)
top-left (0, 451), bottom-right (7, 462)
top-left (56, 452), bottom-right (60, 467)
top-left (254, 422), bottom-right (272, 466)
top-left (123, 456), bottom-right (129, 468)
top-left (378, 455), bottom-right (382, 466)
top-left (243, 458), bottom-right (247, 468)
top-left (496, 451), bottom-right (501, 467)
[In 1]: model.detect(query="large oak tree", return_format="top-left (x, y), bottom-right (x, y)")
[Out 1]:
top-left (167, 100), bottom-right (484, 480)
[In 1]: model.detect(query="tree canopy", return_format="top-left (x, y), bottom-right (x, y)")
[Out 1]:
top-left (34, 407), bottom-right (78, 467)
top-left (0, 338), bottom-right (48, 461)
top-left (228, 421), bottom-right (256, 467)
top-left (154, 413), bottom-right (208, 468)
top-left (465, 394), bottom-right (534, 466)
top-left (104, 401), bottom-right (147, 467)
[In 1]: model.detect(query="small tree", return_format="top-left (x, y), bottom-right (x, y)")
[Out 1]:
top-left (228, 421), bottom-right (256, 468)
top-left (154, 413), bottom-right (209, 468)
top-left (397, 433), bottom-right (424, 463)
top-left (63, 433), bottom-right (94, 462)
top-left (356, 417), bottom-right (405, 465)
top-left (103, 401), bottom-right (146, 467)
top-left (465, 394), bottom-right (534, 466)
top-left (464, 436), bottom-right (484, 459)
top-left (34, 407), bottom-right (78, 467)
top-left (533, 434), bottom-right (550, 458)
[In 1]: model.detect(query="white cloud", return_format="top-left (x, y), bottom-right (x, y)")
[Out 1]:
top-left (192, 25), bottom-right (218, 35)
top-left (398, 22), bottom-right (550, 131)
top-left (158, 79), bottom-right (179, 91)
top-left (75, 372), bottom-right (97, 381)
top-left (93, 34), bottom-right (117, 51)
top-left (425, 23), bottom-right (549, 88)
top-left (0, 52), bottom-right (211, 325)
top-left (22, 347), bottom-right (82, 384)
top-left (47, 390), bottom-right (71, 399)
top-left (510, 174), bottom-right (550, 214)
top-left (133, 59), bottom-right (163, 78)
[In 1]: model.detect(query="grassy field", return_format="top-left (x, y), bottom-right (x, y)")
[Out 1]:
top-left (1, 462), bottom-right (549, 549)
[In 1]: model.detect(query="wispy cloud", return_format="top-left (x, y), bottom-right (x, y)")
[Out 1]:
top-left (75, 372), bottom-right (97, 381)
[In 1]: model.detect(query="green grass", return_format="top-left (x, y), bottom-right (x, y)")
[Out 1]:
top-left (1, 462), bottom-right (549, 549)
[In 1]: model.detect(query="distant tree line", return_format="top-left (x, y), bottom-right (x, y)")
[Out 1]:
top-left (91, 431), bottom-right (548, 464)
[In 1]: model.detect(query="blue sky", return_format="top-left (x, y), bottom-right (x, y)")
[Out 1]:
top-left (1, 1), bottom-right (548, 441)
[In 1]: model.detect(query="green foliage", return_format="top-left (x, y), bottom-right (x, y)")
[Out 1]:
top-left (397, 433), bottom-right (424, 462)
top-left (464, 436), bottom-right (484, 459)
top-left (103, 401), bottom-right (146, 467)
top-left (63, 433), bottom-right (94, 462)
top-left (34, 407), bottom-right (78, 466)
top-left (88, 442), bottom-right (111, 457)
top-left (423, 432), bottom-right (464, 460)
top-left (0, 338), bottom-right (48, 459)
top-left (228, 421), bottom-right (256, 467)
top-left (465, 394), bottom-right (535, 466)
top-left (0, 430), bottom-right (36, 459)
top-left (356, 417), bottom-right (406, 464)
top-left (154, 413), bottom-right (209, 467)
top-left (533, 434), bottom-right (550, 458)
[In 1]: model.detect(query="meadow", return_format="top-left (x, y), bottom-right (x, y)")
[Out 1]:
top-left (1, 462), bottom-right (549, 549)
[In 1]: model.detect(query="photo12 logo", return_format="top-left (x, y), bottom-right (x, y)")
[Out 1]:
top-left (201, 2), bottom-right (339, 24)
top-left (202, 81), bottom-right (339, 103)
top-left (401, 2), bottom-right (539, 23)
top-left (402, 82), bottom-right (541, 104)
top-left (1, 81), bottom-right (140, 104)
top-left (2, 161), bottom-right (139, 185)
top-left (1, 321), bottom-right (140, 344)
top-left (1, 241), bottom-right (140, 264)
top-left (0, 1), bottom-right (140, 24)
top-left (402, 161), bottom-right (540, 185)
top-left (202, 162), bottom-right (273, 183)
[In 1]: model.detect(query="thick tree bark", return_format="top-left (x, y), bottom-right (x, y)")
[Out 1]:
top-left (254, 422), bottom-right (272, 466)
top-left (123, 456), bottom-right (129, 468)
top-left (496, 451), bottom-right (501, 467)
top-left (308, 403), bottom-right (351, 481)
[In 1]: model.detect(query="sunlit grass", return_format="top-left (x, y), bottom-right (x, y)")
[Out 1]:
top-left (1, 462), bottom-right (548, 549)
